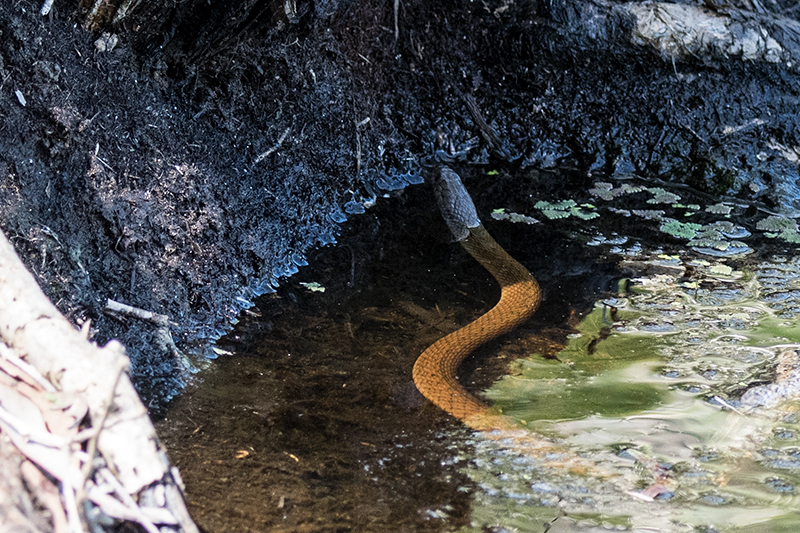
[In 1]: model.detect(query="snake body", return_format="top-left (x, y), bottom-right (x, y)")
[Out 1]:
top-left (413, 167), bottom-right (541, 428)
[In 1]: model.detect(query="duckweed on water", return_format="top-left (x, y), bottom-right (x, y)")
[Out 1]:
top-left (512, 176), bottom-right (800, 254)
top-left (659, 220), bottom-right (702, 239)
top-left (298, 281), bottom-right (326, 292)
top-left (534, 199), bottom-right (599, 220)
top-left (757, 216), bottom-right (800, 243)
top-left (646, 187), bottom-right (682, 204)
top-left (490, 208), bottom-right (539, 225)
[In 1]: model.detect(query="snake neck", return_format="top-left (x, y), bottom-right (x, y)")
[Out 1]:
top-left (461, 225), bottom-right (538, 291)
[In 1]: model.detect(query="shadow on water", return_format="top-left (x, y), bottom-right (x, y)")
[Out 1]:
top-left (155, 171), bottom-right (621, 532)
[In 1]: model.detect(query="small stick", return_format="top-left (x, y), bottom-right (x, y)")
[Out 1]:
top-left (40, 0), bottom-right (55, 16)
top-left (255, 127), bottom-right (291, 163)
top-left (104, 299), bottom-right (171, 327)
top-left (355, 117), bottom-right (370, 178)
top-left (104, 300), bottom-right (190, 372)
top-left (394, 0), bottom-right (400, 41)
top-left (463, 93), bottom-right (502, 149)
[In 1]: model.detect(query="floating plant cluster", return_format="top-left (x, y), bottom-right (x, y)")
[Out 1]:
top-left (587, 180), bottom-right (796, 254)
top-left (490, 208), bottom-right (539, 225)
top-left (532, 199), bottom-right (599, 220)
top-left (493, 177), bottom-right (800, 259)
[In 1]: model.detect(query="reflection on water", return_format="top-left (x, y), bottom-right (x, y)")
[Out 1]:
top-left (464, 255), bottom-right (800, 531)
top-left (157, 173), bottom-right (800, 532)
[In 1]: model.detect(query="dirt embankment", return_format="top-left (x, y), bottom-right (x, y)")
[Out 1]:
top-left (2, 0), bottom-right (800, 409)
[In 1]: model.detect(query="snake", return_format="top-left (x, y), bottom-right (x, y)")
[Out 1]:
top-left (412, 167), bottom-right (542, 429)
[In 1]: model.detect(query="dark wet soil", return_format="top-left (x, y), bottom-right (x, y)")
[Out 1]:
top-left (155, 178), bottom-right (622, 532)
top-left (5, 0), bottom-right (800, 415)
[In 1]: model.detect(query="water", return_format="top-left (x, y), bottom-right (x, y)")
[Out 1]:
top-left (468, 256), bottom-right (800, 531)
top-left (156, 172), bottom-right (800, 532)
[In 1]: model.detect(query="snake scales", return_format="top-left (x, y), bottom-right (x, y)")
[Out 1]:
top-left (412, 167), bottom-right (542, 429)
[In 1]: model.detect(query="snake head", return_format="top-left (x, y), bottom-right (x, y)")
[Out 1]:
top-left (434, 166), bottom-right (482, 242)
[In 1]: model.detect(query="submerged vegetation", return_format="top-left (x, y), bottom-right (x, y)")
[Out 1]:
top-left (451, 173), bottom-right (800, 531)
top-left (459, 249), bottom-right (800, 531)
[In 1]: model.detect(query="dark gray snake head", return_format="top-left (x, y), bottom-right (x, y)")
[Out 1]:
top-left (434, 166), bottom-right (481, 242)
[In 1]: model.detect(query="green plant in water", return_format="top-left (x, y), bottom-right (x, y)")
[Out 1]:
top-left (646, 187), bottom-right (681, 204)
top-left (589, 182), bottom-right (646, 201)
top-left (491, 208), bottom-right (539, 225)
top-left (757, 216), bottom-right (800, 243)
top-left (535, 199), bottom-right (599, 220)
top-left (659, 219), bottom-right (702, 239)
top-left (299, 281), bottom-right (325, 292)
top-left (706, 203), bottom-right (733, 215)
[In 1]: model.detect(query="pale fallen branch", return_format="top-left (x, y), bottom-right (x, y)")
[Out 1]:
top-left (0, 229), bottom-right (198, 532)
top-left (104, 298), bottom-right (172, 326)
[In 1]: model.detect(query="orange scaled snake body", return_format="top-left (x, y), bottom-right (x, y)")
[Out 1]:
top-left (412, 167), bottom-right (542, 429)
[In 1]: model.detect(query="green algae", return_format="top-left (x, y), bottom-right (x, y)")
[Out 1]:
top-left (487, 305), bottom-right (665, 422)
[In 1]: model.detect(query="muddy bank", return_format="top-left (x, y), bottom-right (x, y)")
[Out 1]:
top-left (3, 0), bottom-right (800, 409)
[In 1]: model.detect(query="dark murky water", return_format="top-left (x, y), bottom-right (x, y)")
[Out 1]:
top-left (157, 172), bottom-right (800, 532)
